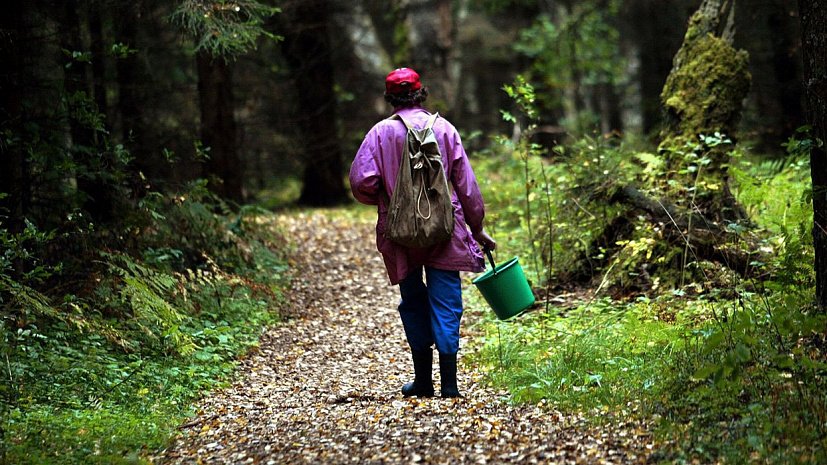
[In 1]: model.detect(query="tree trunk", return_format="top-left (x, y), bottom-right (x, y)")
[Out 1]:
top-left (558, 2), bottom-right (588, 133)
top-left (567, 184), bottom-right (762, 286)
top-left (406, 0), bottom-right (457, 111)
top-left (196, 51), bottom-right (244, 204)
top-left (0, 3), bottom-right (30, 233)
top-left (363, 0), bottom-right (408, 64)
top-left (659, 0), bottom-right (751, 224)
top-left (114, 0), bottom-right (151, 181)
top-left (611, 185), bottom-right (757, 275)
top-left (89, 4), bottom-right (108, 122)
top-left (61, 0), bottom-right (114, 223)
top-left (597, 82), bottom-right (623, 134)
top-left (797, 0), bottom-right (827, 309)
top-left (660, 0), bottom-right (750, 151)
top-left (280, 0), bottom-right (348, 206)
top-left (454, 9), bottom-right (529, 138)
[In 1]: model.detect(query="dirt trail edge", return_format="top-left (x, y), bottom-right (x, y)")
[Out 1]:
top-left (158, 211), bottom-right (652, 464)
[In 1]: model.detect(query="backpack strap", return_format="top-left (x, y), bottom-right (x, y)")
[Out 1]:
top-left (389, 112), bottom-right (439, 130)
top-left (425, 112), bottom-right (439, 130)
top-left (390, 113), bottom-right (412, 130)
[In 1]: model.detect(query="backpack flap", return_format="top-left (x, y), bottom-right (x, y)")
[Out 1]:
top-left (385, 113), bottom-right (455, 248)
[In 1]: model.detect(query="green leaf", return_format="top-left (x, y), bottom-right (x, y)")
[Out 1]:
top-left (734, 343), bottom-right (751, 363)
top-left (692, 364), bottom-right (718, 381)
top-left (702, 330), bottom-right (724, 353)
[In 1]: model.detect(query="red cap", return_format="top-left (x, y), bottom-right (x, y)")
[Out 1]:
top-left (385, 68), bottom-right (422, 94)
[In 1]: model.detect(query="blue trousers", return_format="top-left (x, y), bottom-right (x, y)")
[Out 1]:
top-left (398, 266), bottom-right (463, 355)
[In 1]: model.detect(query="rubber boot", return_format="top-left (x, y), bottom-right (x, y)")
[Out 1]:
top-left (439, 353), bottom-right (461, 398)
top-left (401, 349), bottom-right (435, 397)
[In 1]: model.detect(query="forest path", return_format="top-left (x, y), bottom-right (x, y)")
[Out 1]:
top-left (158, 210), bottom-right (651, 464)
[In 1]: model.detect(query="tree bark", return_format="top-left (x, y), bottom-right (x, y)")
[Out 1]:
top-left (280, 0), bottom-right (348, 206)
top-left (736, 0), bottom-right (804, 151)
top-left (611, 185), bottom-right (756, 275)
top-left (797, 0), bottom-right (827, 309)
top-left (568, 184), bottom-right (760, 284)
top-left (0, 3), bottom-right (30, 232)
top-left (565, 183), bottom-right (762, 290)
top-left (660, 0), bottom-right (750, 151)
top-left (658, 0), bottom-right (751, 224)
top-left (61, 0), bottom-right (114, 222)
top-left (597, 81), bottom-right (623, 135)
top-left (405, 0), bottom-right (457, 110)
top-left (558, 2), bottom-right (588, 133)
top-left (114, 0), bottom-right (151, 180)
top-left (363, 0), bottom-right (407, 64)
top-left (89, 4), bottom-right (108, 123)
top-left (196, 51), bottom-right (244, 204)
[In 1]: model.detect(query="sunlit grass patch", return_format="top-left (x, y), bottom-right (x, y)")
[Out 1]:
top-left (7, 404), bottom-right (178, 465)
top-left (471, 297), bottom-right (681, 412)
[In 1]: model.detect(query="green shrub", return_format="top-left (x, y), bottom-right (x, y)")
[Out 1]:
top-left (1, 184), bottom-right (288, 464)
top-left (469, 124), bottom-right (825, 462)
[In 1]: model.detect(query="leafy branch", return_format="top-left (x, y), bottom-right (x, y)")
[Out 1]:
top-left (172, 0), bottom-right (280, 58)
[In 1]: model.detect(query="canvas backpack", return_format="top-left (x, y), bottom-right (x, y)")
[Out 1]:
top-left (385, 112), bottom-right (455, 248)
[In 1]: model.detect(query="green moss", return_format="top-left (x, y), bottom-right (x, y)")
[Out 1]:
top-left (660, 33), bottom-right (751, 151)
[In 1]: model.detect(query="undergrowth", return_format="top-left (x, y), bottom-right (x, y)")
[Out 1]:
top-left (0, 181), bottom-right (288, 464)
top-left (471, 295), bottom-right (680, 411)
top-left (468, 79), bottom-right (825, 463)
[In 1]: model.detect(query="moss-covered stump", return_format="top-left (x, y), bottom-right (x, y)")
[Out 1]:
top-left (655, 0), bottom-right (751, 224)
top-left (660, 33), bottom-right (751, 155)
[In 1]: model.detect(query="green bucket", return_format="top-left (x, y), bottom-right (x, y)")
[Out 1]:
top-left (472, 251), bottom-right (535, 320)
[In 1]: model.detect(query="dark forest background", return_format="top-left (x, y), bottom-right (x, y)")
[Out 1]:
top-left (0, 0), bottom-right (808, 215)
top-left (3, 0), bottom-right (827, 463)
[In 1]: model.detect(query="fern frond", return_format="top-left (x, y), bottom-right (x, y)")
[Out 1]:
top-left (0, 273), bottom-right (58, 319)
top-left (102, 252), bottom-right (195, 355)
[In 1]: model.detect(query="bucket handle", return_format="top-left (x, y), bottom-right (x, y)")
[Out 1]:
top-left (484, 247), bottom-right (498, 276)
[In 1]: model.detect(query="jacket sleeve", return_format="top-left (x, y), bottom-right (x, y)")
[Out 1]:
top-left (447, 130), bottom-right (485, 233)
top-left (349, 129), bottom-right (382, 206)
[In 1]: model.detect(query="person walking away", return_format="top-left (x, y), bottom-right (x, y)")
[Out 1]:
top-left (349, 68), bottom-right (496, 398)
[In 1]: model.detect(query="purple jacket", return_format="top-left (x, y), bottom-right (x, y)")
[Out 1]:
top-left (349, 106), bottom-right (486, 284)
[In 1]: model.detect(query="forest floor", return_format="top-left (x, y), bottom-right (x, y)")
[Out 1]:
top-left (156, 210), bottom-right (654, 464)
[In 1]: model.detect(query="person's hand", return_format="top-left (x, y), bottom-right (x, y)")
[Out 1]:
top-left (473, 229), bottom-right (496, 251)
